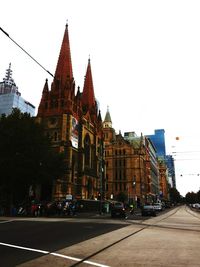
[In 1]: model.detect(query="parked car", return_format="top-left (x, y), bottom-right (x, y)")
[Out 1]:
top-left (141, 204), bottom-right (157, 216)
top-left (153, 202), bottom-right (163, 212)
top-left (111, 202), bottom-right (127, 218)
top-left (164, 201), bottom-right (171, 208)
top-left (192, 203), bottom-right (200, 209)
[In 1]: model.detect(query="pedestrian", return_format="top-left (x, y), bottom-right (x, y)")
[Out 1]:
top-left (57, 202), bottom-right (62, 216)
top-left (129, 204), bottom-right (135, 215)
top-left (63, 201), bottom-right (69, 215)
top-left (71, 201), bottom-right (76, 216)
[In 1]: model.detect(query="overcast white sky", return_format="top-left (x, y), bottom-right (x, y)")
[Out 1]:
top-left (1, 0), bottom-right (200, 197)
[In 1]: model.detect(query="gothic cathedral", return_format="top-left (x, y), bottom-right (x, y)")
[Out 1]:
top-left (37, 24), bottom-right (104, 200)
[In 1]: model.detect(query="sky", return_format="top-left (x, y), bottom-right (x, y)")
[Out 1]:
top-left (1, 0), bottom-right (200, 197)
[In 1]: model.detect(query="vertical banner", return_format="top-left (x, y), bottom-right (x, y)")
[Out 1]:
top-left (71, 116), bottom-right (79, 148)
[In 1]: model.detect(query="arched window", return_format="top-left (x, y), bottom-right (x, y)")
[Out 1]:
top-left (54, 131), bottom-right (58, 141)
top-left (84, 134), bottom-right (91, 167)
top-left (61, 100), bottom-right (64, 107)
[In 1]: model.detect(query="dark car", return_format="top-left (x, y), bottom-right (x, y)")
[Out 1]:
top-left (111, 202), bottom-right (127, 218)
top-left (141, 204), bottom-right (156, 217)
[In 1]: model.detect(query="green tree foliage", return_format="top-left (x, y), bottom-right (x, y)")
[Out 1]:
top-left (0, 109), bottom-right (65, 205)
top-left (168, 187), bottom-right (181, 204)
top-left (185, 191), bottom-right (198, 204)
top-left (197, 190), bottom-right (200, 203)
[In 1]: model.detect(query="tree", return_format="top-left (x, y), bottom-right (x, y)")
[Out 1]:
top-left (185, 192), bottom-right (198, 204)
top-left (197, 190), bottom-right (200, 203)
top-left (168, 187), bottom-right (181, 204)
top-left (116, 192), bottom-right (127, 203)
top-left (0, 109), bottom-right (65, 207)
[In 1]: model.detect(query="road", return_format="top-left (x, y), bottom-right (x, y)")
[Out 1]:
top-left (0, 205), bottom-right (200, 266)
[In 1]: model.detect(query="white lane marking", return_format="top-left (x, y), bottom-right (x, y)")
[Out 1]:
top-left (0, 242), bottom-right (49, 254)
top-left (84, 260), bottom-right (110, 267)
top-left (0, 220), bottom-right (15, 224)
top-left (51, 252), bottom-right (82, 262)
top-left (51, 252), bottom-right (110, 267)
top-left (0, 242), bottom-right (110, 267)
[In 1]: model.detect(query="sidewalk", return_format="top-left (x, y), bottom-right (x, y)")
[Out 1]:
top-left (0, 208), bottom-right (142, 221)
top-left (73, 208), bottom-right (142, 220)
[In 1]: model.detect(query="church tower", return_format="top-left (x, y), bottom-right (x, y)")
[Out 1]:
top-left (37, 24), bottom-right (104, 200)
top-left (103, 106), bottom-right (116, 145)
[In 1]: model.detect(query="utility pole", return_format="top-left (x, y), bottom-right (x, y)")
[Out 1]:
top-left (99, 139), bottom-right (104, 215)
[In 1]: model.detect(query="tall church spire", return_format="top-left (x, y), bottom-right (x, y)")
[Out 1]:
top-left (54, 24), bottom-right (73, 85)
top-left (82, 58), bottom-right (96, 110)
top-left (103, 106), bottom-right (112, 128)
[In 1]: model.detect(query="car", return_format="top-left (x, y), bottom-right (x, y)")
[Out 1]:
top-left (164, 201), bottom-right (171, 208)
top-left (141, 204), bottom-right (156, 216)
top-left (192, 203), bottom-right (200, 209)
top-left (153, 203), bottom-right (163, 212)
top-left (111, 202), bottom-right (127, 218)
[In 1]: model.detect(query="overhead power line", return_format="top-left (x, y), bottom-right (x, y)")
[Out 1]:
top-left (174, 158), bottom-right (200, 161)
top-left (172, 151), bottom-right (200, 154)
top-left (0, 27), bottom-right (54, 78)
top-left (180, 173), bottom-right (200, 176)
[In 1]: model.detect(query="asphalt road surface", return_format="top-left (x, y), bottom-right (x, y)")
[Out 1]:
top-left (0, 216), bottom-right (129, 267)
top-left (1, 206), bottom-right (200, 267)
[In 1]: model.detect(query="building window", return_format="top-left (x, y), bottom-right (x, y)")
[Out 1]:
top-left (54, 100), bottom-right (58, 108)
top-left (61, 100), bottom-right (64, 107)
top-left (115, 183), bottom-right (118, 191)
top-left (124, 183), bottom-right (126, 190)
top-left (119, 183), bottom-right (122, 191)
top-left (54, 131), bottom-right (58, 141)
top-left (84, 134), bottom-right (91, 167)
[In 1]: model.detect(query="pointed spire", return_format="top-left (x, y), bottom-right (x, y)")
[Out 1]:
top-left (42, 79), bottom-right (49, 94)
top-left (104, 106), bottom-right (112, 122)
top-left (54, 24), bottom-right (73, 85)
top-left (0, 63), bottom-right (18, 94)
top-left (103, 106), bottom-right (112, 128)
top-left (98, 110), bottom-right (102, 122)
top-left (3, 63), bottom-right (14, 84)
top-left (82, 58), bottom-right (96, 109)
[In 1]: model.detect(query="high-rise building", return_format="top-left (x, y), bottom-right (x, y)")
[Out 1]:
top-left (37, 24), bottom-right (104, 200)
top-left (146, 129), bottom-right (176, 190)
top-left (146, 129), bottom-right (166, 158)
top-left (0, 64), bottom-right (35, 116)
top-left (165, 155), bottom-right (176, 188)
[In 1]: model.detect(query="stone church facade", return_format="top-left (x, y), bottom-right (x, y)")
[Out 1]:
top-left (37, 24), bottom-right (104, 200)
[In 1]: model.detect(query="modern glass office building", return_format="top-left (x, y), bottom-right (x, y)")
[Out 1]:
top-left (0, 64), bottom-right (35, 116)
top-left (146, 129), bottom-right (176, 188)
top-left (146, 129), bottom-right (166, 158)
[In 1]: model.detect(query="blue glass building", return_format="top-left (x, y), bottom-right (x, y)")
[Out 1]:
top-left (146, 129), bottom-right (166, 158)
top-left (0, 64), bottom-right (35, 116)
top-left (146, 129), bottom-right (176, 188)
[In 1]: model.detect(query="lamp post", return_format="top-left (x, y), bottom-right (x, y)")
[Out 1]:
top-left (99, 139), bottom-right (104, 215)
top-left (133, 176), bottom-right (136, 207)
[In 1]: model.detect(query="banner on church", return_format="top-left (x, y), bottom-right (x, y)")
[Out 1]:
top-left (71, 116), bottom-right (79, 148)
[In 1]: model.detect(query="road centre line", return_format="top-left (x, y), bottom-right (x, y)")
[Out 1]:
top-left (0, 242), bottom-right (110, 267)
top-left (0, 242), bottom-right (49, 254)
top-left (51, 252), bottom-right (110, 267)
top-left (0, 220), bottom-right (15, 224)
